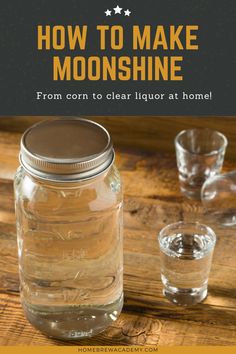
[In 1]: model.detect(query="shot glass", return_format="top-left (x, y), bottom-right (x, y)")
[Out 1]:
top-left (158, 222), bottom-right (216, 306)
top-left (175, 128), bottom-right (227, 199)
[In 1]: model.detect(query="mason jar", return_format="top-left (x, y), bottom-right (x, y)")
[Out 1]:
top-left (14, 118), bottom-right (123, 339)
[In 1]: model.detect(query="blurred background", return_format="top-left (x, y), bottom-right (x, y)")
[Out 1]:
top-left (0, 116), bottom-right (236, 180)
top-left (1, 117), bottom-right (236, 152)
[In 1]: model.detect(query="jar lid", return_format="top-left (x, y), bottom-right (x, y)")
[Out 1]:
top-left (20, 118), bottom-right (114, 181)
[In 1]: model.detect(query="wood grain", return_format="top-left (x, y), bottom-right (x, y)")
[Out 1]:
top-left (1, 126), bottom-right (236, 346)
top-left (1, 116), bottom-right (236, 160)
top-left (1, 293), bottom-right (235, 346)
top-left (0, 131), bottom-right (21, 180)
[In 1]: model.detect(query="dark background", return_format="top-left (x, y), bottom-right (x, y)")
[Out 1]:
top-left (0, 0), bottom-right (235, 115)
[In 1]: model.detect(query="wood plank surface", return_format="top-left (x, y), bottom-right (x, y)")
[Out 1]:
top-left (1, 116), bottom-right (236, 160)
top-left (1, 123), bottom-right (236, 346)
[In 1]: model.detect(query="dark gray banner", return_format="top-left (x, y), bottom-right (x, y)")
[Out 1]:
top-left (0, 0), bottom-right (235, 115)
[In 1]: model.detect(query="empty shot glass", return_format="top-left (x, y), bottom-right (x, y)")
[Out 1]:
top-left (158, 222), bottom-right (216, 306)
top-left (175, 128), bottom-right (227, 199)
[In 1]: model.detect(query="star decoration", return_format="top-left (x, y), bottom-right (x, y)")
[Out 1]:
top-left (105, 9), bottom-right (112, 16)
top-left (104, 5), bottom-right (132, 17)
top-left (124, 9), bottom-right (131, 16)
top-left (113, 5), bottom-right (123, 14)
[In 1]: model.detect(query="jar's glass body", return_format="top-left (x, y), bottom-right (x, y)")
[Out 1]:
top-left (14, 164), bottom-right (123, 339)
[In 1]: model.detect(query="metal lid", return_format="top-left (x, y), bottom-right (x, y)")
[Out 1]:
top-left (20, 118), bottom-right (114, 181)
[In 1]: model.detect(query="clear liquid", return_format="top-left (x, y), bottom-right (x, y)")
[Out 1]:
top-left (22, 295), bottom-right (123, 339)
top-left (15, 168), bottom-right (123, 338)
top-left (159, 232), bottom-right (215, 305)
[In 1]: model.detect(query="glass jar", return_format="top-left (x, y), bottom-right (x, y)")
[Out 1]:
top-left (14, 118), bottom-right (123, 339)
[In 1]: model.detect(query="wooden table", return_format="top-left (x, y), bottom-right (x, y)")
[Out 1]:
top-left (1, 128), bottom-right (236, 346)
